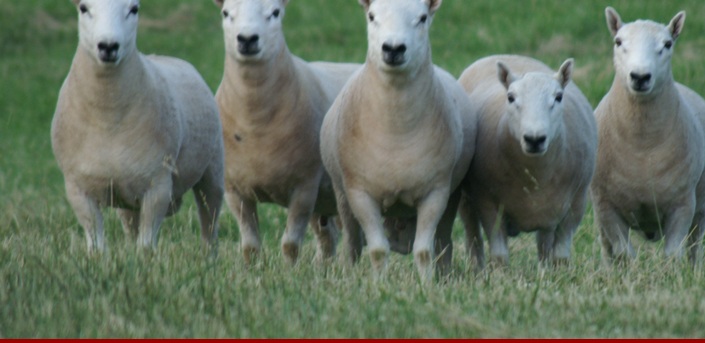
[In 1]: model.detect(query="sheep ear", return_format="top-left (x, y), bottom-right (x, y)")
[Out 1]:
top-left (425, 0), bottom-right (443, 15)
top-left (358, 0), bottom-right (373, 12)
top-left (71, 0), bottom-right (81, 5)
top-left (281, 0), bottom-right (291, 7)
top-left (555, 58), bottom-right (574, 89)
top-left (605, 7), bottom-right (622, 37)
top-left (497, 61), bottom-right (517, 90)
top-left (668, 11), bottom-right (686, 40)
top-left (213, 0), bottom-right (225, 9)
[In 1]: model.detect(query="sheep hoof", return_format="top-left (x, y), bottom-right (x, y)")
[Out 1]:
top-left (552, 257), bottom-right (570, 268)
top-left (202, 240), bottom-right (219, 261)
top-left (611, 252), bottom-right (632, 267)
top-left (242, 245), bottom-right (260, 264)
top-left (414, 250), bottom-right (434, 281)
top-left (316, 240), bottom-right (337, 261)
top-left (369, 248), bottom-right (388, 275)
top-left (488, 256), bottom-right (509, 269)
top-left (346, 247), bottom-right (363, 265)
top-left (415, 250), bottom-right (432, 268)
top-left (282, 242), bottom-right (300, 264)
top-left (315, 226), bottom-right (339, 261)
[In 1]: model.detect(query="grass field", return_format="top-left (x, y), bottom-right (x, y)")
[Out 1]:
top-left (2, 0), bottom-right (705, 338)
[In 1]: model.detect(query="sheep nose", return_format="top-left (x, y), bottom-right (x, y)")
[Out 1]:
top-left (630, 72), bottom-right (652, 86)
top-left (237, 34), bottom-right (260, 55)
top-left (382, 43), bottom-right (407, 66)
top-left (237, 34), bottom-right (259, 44)
top-left (523, 135), bottom-right (547, 152)
top-left (97, 41), bottom-right (120, 62)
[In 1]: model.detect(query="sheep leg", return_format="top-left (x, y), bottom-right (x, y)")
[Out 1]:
top-left (593, 204), bottom-right (633, 263)
top-left (687, 213), bottom-right (705, 269)
top-left (459, 193), bottom-right (484, 271)
top-left (414, 187), bottom-right (452, 282)
top-left (224, 191), bottom-right (260, 263)
top-left (65, 181), bottom-right (105, 253)
top-left (309, 215), bottom-right (339, 261)
top-left (663, 200), bottom-right (696, 260)
top-left (478, 201), bottom-right (508, 267)
top-left (551, 224), bottom-right (576, 267)
top-left (137, 176), bottom-right (173, 250)
top-left (434, 188), bottom-right (461, 278)
top-left (549, 199), bottom-right (586, 266)
top-left (281, 182), bottom-right (319, 264)
top-left (117, 209), bottom-right (140, 241)
top-left (193, 166), bottom-right (225, 255)
top-left (335, 186), bottom-right (364, 264)
top-left (536, 230), bottom-right (555, 266)
top-left (346, 189), bottom-right (388, 279)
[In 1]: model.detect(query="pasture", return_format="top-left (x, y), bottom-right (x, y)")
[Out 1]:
top-left (2, 0), bottom-right (705, 338)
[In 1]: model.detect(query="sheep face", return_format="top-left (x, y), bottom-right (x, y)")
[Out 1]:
top-left (359, 0), bottom-right (442, 75)
top-left (217, 0), bottom-right (289, 63)
top-left (497, 59), bottom-right (574, 157)
top-left (73, 0), bottom-right (140, 66)
top-left (606, 7), bottom-right (685, 97)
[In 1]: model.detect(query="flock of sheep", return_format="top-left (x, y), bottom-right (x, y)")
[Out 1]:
top-left (50, 0), bottom-right (705, 281)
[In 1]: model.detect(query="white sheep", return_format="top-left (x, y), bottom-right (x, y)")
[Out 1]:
top-left (457, 55), bottom-right (597, 268)
top-left (51, 0), bottom-right (225, 252)
top-left (321, 0), bottom-right (477, 280)
top-left (213, 0), bottom-right (361, 263)
top-left (590, 8), bottom-right (705, 267)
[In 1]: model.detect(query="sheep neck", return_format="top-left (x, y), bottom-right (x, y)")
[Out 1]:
top-left (68, 46), bottom-right (149, 124)
top-left (609, 73), bottom-right (681, 145)
top-left (497, 113), bottom-right (566, 173)
top-left (361, 57), bottom-right (437, 134)
top-left (221, 45), bottom-right (300, 124)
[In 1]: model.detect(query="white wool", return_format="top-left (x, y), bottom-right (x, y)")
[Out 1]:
top-left (590, 8), bottom-right (705, 267)
top-left (321, 0), bottom-right (476, 281)
top-left (52, 0), bottom-right (225, 253)
top-left (457, 55), bottom-right (597, 269)
top-left (214, 0), bottom-right (361, 263)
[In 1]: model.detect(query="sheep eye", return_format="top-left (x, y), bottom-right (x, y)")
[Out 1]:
top-left (368, 13), bottom-right (375, 22)
top-left (420, 15), bottom-right (428, 24)
top-left (222, 10), bottom-right (229, 18)
top-left (508, 94), bottom-right (515, 103)
top-left (79, 4), bottom-right (88, 14)
top-left (614, 38), bottom-right (622, 47)
top-left (272, 9), bottom-right (280, 18)
top-left (556, 93), bottom-right (563, 103)
top-left (129, 5), bottom-right (139, 15)
top-left (665, 41), bottom-right (673, 49)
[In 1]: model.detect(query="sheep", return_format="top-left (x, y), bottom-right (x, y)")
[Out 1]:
top-left (456, 55), bottom-right (597, 269)
top-left (51, 0), bottom-right (225, 253)
top-left (320, 0), bottom-right (477, 280)
top-left (213, 0), bottom-right (361, 263)
top-left (590, 8), bottom-right (705, 267)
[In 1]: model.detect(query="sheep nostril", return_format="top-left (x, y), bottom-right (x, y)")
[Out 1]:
top-left (383, 43), bottom-right (406, 53)
top-left (237, 34), bottom-right (259, 44)
top-left (630, 72), bottom-right (651, 83)
top-left (524, 135), bottom-right (547, 147)
top-left (98, 42), bottom-right (119, 53)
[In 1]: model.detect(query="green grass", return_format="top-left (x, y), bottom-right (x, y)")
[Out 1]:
top-left (2, 0), bottom-right (705, 338)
